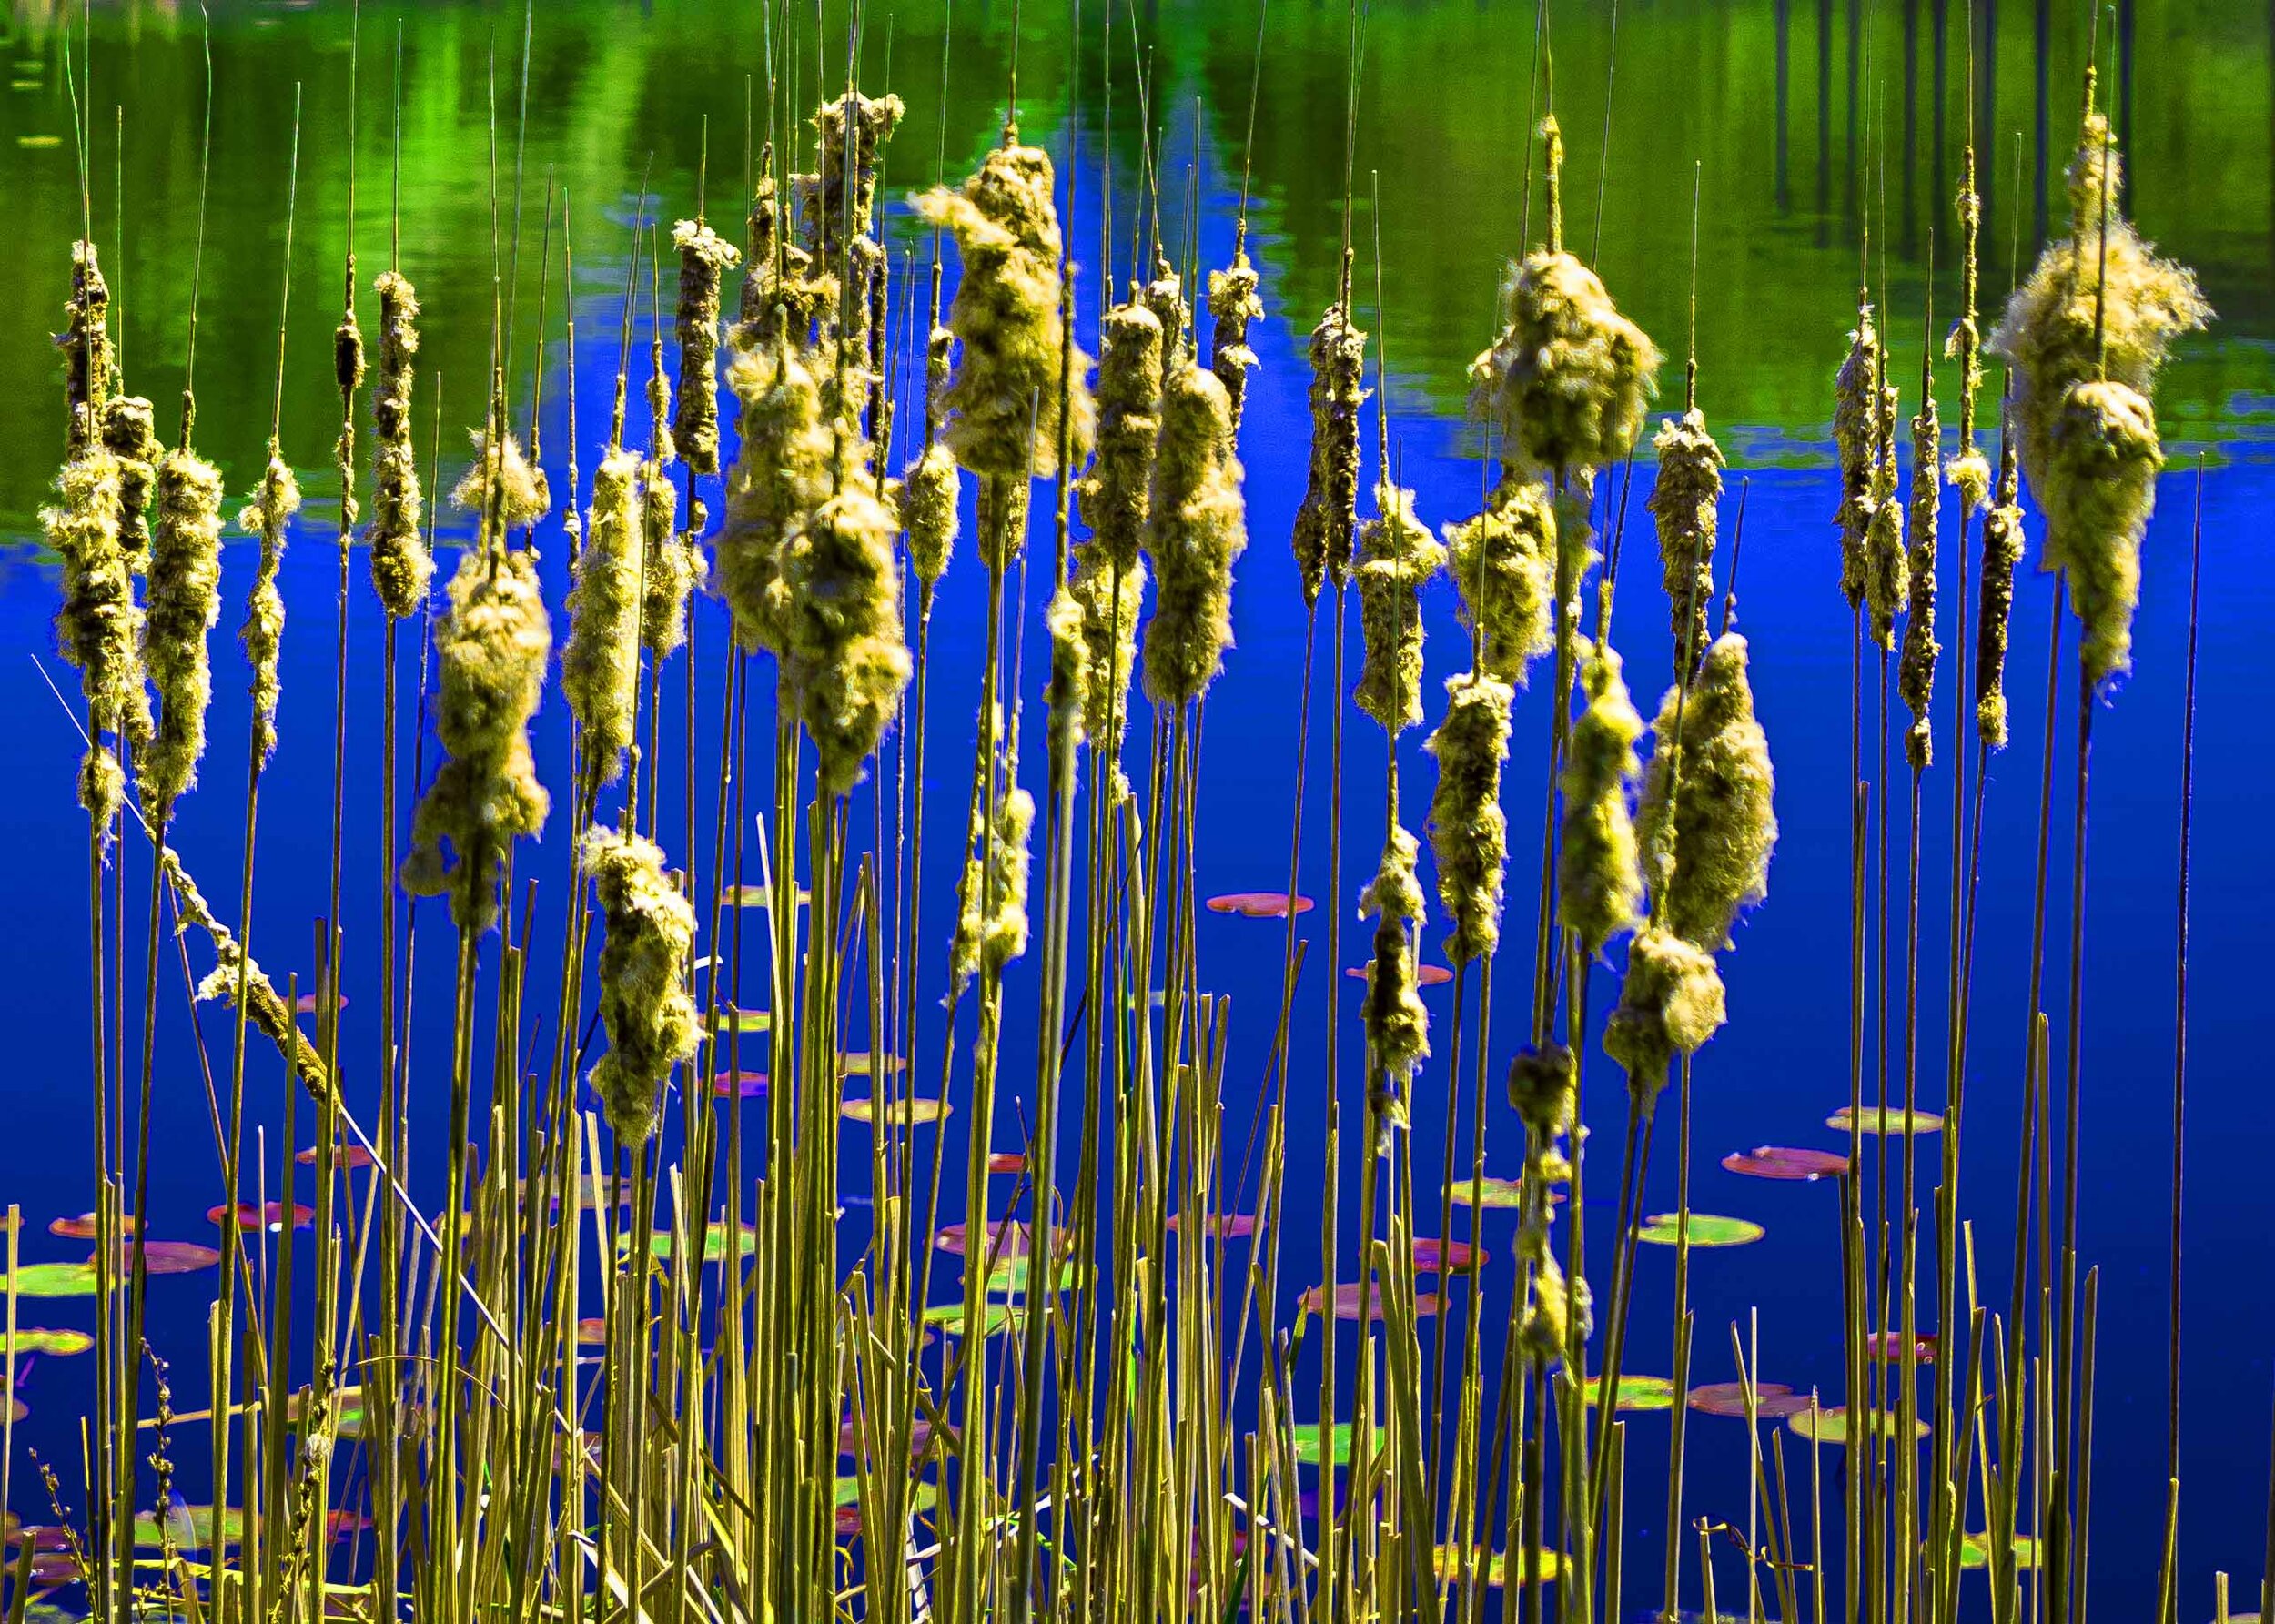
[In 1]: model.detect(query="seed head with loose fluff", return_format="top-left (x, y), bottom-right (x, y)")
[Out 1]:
top-left (400, 543), bottom-right (552, 933)
top-left (1076, 299), bottom-right (1164, 577)
top-left (1832, 296), bottom-right (1882, 610)
top-left (43, 445), bottom-right (148, 828)
top-left (1864, 365), bottom-right (1908, 650)
top-left (1471, 233), bottom-right (1660, 476)
top-left (140, 446), bottom-right (226, 813)
top-left (1360, 824), bottom-right (1430, 1125)
top-left (369, 271), bottom-right (431, 618)
top-left (1045, 583), bottom-right (1090, 772)
top-left (1635, 631), bottom-right (1778, 952)
top-left (1647, 408), bottom-right (1724, 672)
top-left (952, 731), bottom-right (1036, 994)
top-left (560, 449), bottom-right (643, 788)
top-left (1974, 412), bottom-right (2027, 748)
top-left (1208, 251), bottom-right (1263, 432)
top-left (672, 219), bottom-right (743, 476)
top-left (100, 395), bottom-right (160, 575)
top-left (1426, 671), bottom-right (1514, 964)
top-left (1604, 926), bottom-right (1727, 1107)
top-left (913, 143), bottom-right (1095, 482)
top-left (1353, 479), bottom-right (1446, 734)
top-left (62, 240), bottom-right (112, 457)
top-left (904, 442), bottom-right (962, 587)
top-left (237, 445), bottom-right (302, 767)
top-left (582, 825), bottom-right (701, 1145)
top-left (1444, 476), bottom-right (1554, 688)
top-left (1071, 544), bottom-right (1147, 796)
top-left (719, 335), bottom-right (834, 654)
top-left (2048, 376), bottom-right (2163, 686)
top-left (1290, 302), bottom-right (1368, 604)
top-left (1902, 388), bottom-right (1941, 768)
top-left (1558, 636), bottom-right (1647, 957)
top-left (1140, 363), bottom-right (1246, 708)
top-left (780, 479), bottom-right (912, 796)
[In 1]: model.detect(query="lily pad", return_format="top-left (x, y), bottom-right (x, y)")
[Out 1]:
top-left (1430, 1545), bottom-right (1564, 1586)
top-left (1688, 1381), bottom-right (1815, 1418)
top-left (723, 884), bottom-right (809, 909)
top-left (3, 1263), bottom-right (98, 1298)
top-left (1865, 1331), bottom-right (1938, 1364)
top-left (47, 1213), bottom-right (132, 1240)
top-left (117, 1241), bottom-right (222, 1275)
top-left (1958, 1532), bottom-right (2041, 1571)
top-left (712, 1069), bottom-right (768, 1099)
top-left (132, 1503), bottom-right (244, 1550)
top-left (1299, 1281), bottom-right (1446, 1322)
top-left (1581, 1373), bottom-right (1675, 1412)
top-left (1165, 1212), bottom-right (1257, 1240)
top-left (1634, 1213), bottom-right (1765, 1248)
top-left (1448, 1175), bottom-right (1559, 1212)
top-left (297, 1141), bottom-right (378, 1170)
top-left (842, 1093), bottom-right (949, 1126)
top-left (208, 1202), bottom-right (315, 1232)
top-left (1345, 963), bottom-right (1455, 986)
top-left (986, 1152), bottom-right (1027, 1175)
top-left (1723, 1145), bottom-right (1852, 1181)
top-left (1205, 892), bottom-right (1312, 919)
top-left (837, 1052), bottom-right (908, 1078)
top-left (709, 1005), bottom-right (771, 1032)
top-left (576, 1317), bottom-right (608, 1347)
top-left (935, 1219), bottom-right (1031, 1258)
top-left (1289, 1420), bottom-right (1386, 1468)
top-left (621, 1223), bottom-right (758, 1264)
top-left (985, 1254), bottom-right (1087, 1297)
top-left (918, 1299), bottom-right (1027, 1338)
top-left (1785, 1405), bottom-right (1930, 1445)
top-left (1412, 1236), bottom-right (1487, 1273)
top-left (1826, 1105), bottom-right (1945, 1136)
top-left (3, 1329), bottom-right (91, 1357)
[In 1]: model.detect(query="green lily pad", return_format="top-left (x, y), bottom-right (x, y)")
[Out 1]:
top-left (985, 1254), bottom-right (1087, 1297)
top-left (132, 1503), bottom-right (245, 1549)
top-left (1289, 1421), bottom-right (1386, 1468)
top-left (3, 1263), bottom-right (99, 1298)
top-left (1785, 1405), bottom-right (1930, 1446)
top-left (1634, 1213), bottom-right (1765, 1248)
top-left (1958, 1532), bottom-right (2041, 1571)
top-left (620, 1223), bottom-right (759, 1264)
top-left (1430, 1544), bottom-right (1563, 1586)
top-left (2, 1328), bottom-right (92, 1357)
top-left (1826, 1105), bottom-right (1945, 1136)
top-left (1581, 1373), bottom-right (1675, 1411)
top-left (723, 884), bottom-right (809, 909)
top-left (919, 1300), bottom-right (1028, 1338)
top-left (1447, 1175), bottom-right (1562, 1211)
top-left (842, 1093), bottom-right (945, 1125)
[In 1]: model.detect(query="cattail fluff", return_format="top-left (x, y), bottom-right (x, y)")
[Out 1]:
top-left (1444, 477), bottom-right (1554, 687)
top-left (781, 480), bottom-right (912, 795)
top-left (906, 320), bottom-right (963, 588)
top-left (1045, 584), bottom-right (1090, 772)
top-left (1993, 98), bottom-right (2207, 687)
top-left (1946, 146), bottom-right (1993, 518)
top-left (1974, 413), bottom-right (2027, 748)
top-left (1635, 631), bottom-right (1778, 951)
top-left (914, 143), bottom-right (1096, 487)
top-left (1901, 387), bottom-right (1941, 769)
top-left (1832, 296), bottom-right (1882, 610)
top-left (1557, 637), bottom-right (1647, 957)
top-left (720, 336), bottom-right (834, 654)
top-left (1507, 1044), bottom-right (1579, 1360)
top-left (370, 272), bottom-right (431, 618)
top-left (636, 357), bottom-right (701, 660)
top-left (1077, 300), bottom-right (1164, 576)
top-left (1139, 363), bottom-right (1246, 707)
top-left (1864, 362), bottom-right (1908, 650)
top-left (1603, 926), bottom-right (1726, 1106)
top-left (1208, 250), bottom-right (1263, 433)
top-left (400, 540), bottom-right (551, 933)
top-left (1144, 264), bottom-right (1191, 365)
top-left (561, 449), bottom-right (644, 787)
top-left (741, 175), bottom-right (829, 348)
top-left (100, 396), bottom-right (160, 575)
top-left (951, 729), bottom-right (1036, 994)
top-left (237, 444), bottom-right (302, 767)
top-left (448, 427), bottom-right (551, 534)
top-left (1071, 549), bottom-right (1147, 798)
top-left (140, 446), bottom-right (226, 813)
top-left (43, 447), bottom-right (145, 826)
top-left (804, 92), bottom-right (905, 283)
top-left (1353, 479), bottom-right (1446, 734)
top-left (1471, 121), bottom-right (1660, 479)
top-left (1360, 824), bottom-right (1430, 1129)
top-left (1647, 409), bottom-right (1724, 672)
top-left (1290, 302), bottom-right (1368, 604)
top-left (335, 297), bottom-right (367, 538)
top-left (64, 240), bottom-right (113, 457)
top-left (582, 825), bottom-right (701, 1145)
top-left (1425, 671), bottom-right (1514, 964)
top-left (672, 220), bottom-right (743, 478)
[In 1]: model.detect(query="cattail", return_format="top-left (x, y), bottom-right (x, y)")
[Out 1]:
top-left (63, 239), bottom-right (113, 458)
top-left (43, 446), bottom-right (147, 826)
top-left (1635, 631), bottom-right (1778, 951)
top-left (370, 271), bottom-right (431, 618)
top-left (636, 350), bottom-right (700, 661)
top-left (1974, 411), bottom-right (2026, 748)
top-left (1647, 408), bottom-right (1724, 672)
top-left (1071, 545), bottom-right (1147, 795)
top-left (803, 91), bottom-right (905, 276)
top-left (1508, 1034), bottom-right (1582, 1356)
top-left (140, 446), bottom-right (226, 813)
top-left (1902, 386), bottom-right (1941, 769)
top-left (952, 734), bottom-right (1036, 993)
top-left (1864, 363), bottom-right (1908, 650)
top-left (1208, 250), bottom-right (1263, 433)
top-left (1946, 146), bottom-right (1993, 518)
top-left (741, 175), bottom-right (833, 348)
top-left (1360, 823), bottom-right (1430, 1124)
top-left (165, 846), bottom-right (328, 1093)
top-left (1603, 925), bottom-right (1726, 1105)
top-left (237, 444), bottom-right (303, 767)
top-left (781, 480), bottom-right (912, 796)
top-left (561, 449), bottom-right (643, 787)
top-left (1557, 636), bottom-right (1647, 957)
top-left (1144, 264), bottom-right (1191, 366)
top-left (1832, 295), bottom-right (1882, 610)
top-left (671, 219), bottom-right (743, 477)
top-left (448, 427), bottom-right (551, 534)
top-left (914, 143), bottom-right (1096, 487)
top-left (1425, 671), bottom-right (1514, 964)
top-left (720, 336), bottom-right (834, 653)
top-left (335, 298), bottom-right (367, 533)
top-left (1140, 363), bottom-right (1246, 708)
top-left (1290, 302), bottom-right (1368, 604)
top-left (1045, 584), bottom-right (1089, 772)
top-left (100, 395), bottom-right (160, 575)
top-left (1471, 122), bottom-right (1660, 479)
top-left (582, 825), bottom-right (702, 1145)
top-left (905, 443), bottom-right (962, 587)
top-left (1353, 479), bottom-right (1446, 735)
top-left (1444, 476), bottom-right (1555, 687)
top-left (399, 540), bottom-right (551, 933)
top-left (2048, 377), bottom-right (2163, 685)
top-left (1992, 97), bottom-right (2208, 687)
top-left (1077, 299), bottom-right (1165, 576)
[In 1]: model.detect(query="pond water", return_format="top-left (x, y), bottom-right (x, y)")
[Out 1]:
top-left (1, 0), bottom-right (2270, 1617)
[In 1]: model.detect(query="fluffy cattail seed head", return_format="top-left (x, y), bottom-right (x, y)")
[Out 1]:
top-left (1471, 247), bottom-right (1660, 478)
top-left (1832, 298), bottom-right (1882, 610)
top-left (237, 446), bottom-right (303, 766)
top-left (1077, 299), bottom-right (1164, 576)
top-left (1071, 543), bottom-right (1147, 797)
top-left (561, 449), bottom-right (643, 788)
top-left (1864, 369), bottom-right (1908, 650)
top-left (1426, 671), bottom-right (1514, 964)
top-left (720, 336), bottom-right (834, 653)
top-left (1140, 364), bottom-right (1246, 707)
top-left (1647, 408), bottom-right (1725, 673)
top-left (1290, 303), bottom-right (1368, 604)
top-left (582, 826), bottom-right (701, 1145)
top-left (782, 480), bottom-right (912, 796)
top-left (1558, 636), bottom-right (1647, 957)
top-left (904, 442), bottom-right (962, 587)
top-left (1208, 252), bottom-right (1263, 432)
top-left (450, 427), bottom-right (551, 540)
top-left (1045, 583), bottom-right (1089, 772)
top-left (637, 462), bottom-right (702, 660)
top-left (1360, 824), bottom-right (1430, 1114)
top-left (1353, 479), bottom-right (1445, 734)
top-left (100, 395), bottom-right (160, 575)
top-left (952, 744), bottom-right (1036, 994)
top-left (1902, 391), bottom-right (1942, 768)
top-left (369, 271), bottom-right (431, 618)
top-left (671, 220), bottom-right (743, 476)
top-left (1636, 631), bottom-right (1778, 952)
top-left (1974, 420), bottom-right (2027, 747)
top-left (1604, 926), bottom-right (1726, 1106)
top-left (803, 91), bottom-right (905, 271)
top-left (63, 240), bottom-right (113, 458)
top-left (2048, 377), bottom-right (2163, 686)
top-left (1444, 477), bottom-right (1555, 688)
top-left (141, 447), bottom-right (226, 813)
top-left (43, 444), bottom-right (149, 825)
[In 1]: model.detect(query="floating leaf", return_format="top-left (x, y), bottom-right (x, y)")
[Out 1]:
top-left (576, 1316), bottom-right (608, 1347)
top-left (1723, 1145), bottom-right (1852, 1181)
top-left (114, 1241), bottom-right (221, 1275)
top-left (1345, 963), bottom-right (1455, 986)
top-left (935, 1219), bottom-right (1031, 1258)
top-left (1865, 1331), bottom-right (1937, 1364)
top-left (3, 1329), bottom-right (91, 1357)
top-left (1582, 1373), bottom-right (1675, 1412)
top-left (1205, 892), bottom-right (1313, 919)
top-left (1430, 1545), bottom-right (1563, 1586)
top-left (839, 1051), bottom-right (909, 1078)
top-left (1289, 1420), bottom-right (1386, 1468)
top-left (620, 1223), bottom-right (758, 1264)
top-left (918, 1300), bottom-right (1027, 1338)
top-left (712, 1069), bottom-right (768, 1100)
top-left (842, 1093), bottom-right (948, 1126)
top-left (709, 1005), bottom-right (771, 1033)
top-left (723, 884), bottom-right (809, 909)
top-left (297, 1141), bottom-right (378, 1170)
top-left (1785, 1405), bottom-right (1929, 1445)
top-left (986, 1254), bottom-right (1087, 1297)
top-left (1634, 1213), bottom-right (1764, 1248)
top-left (3, 1263), bottom-right (98, 1298)
top-left (326, 1508), bottom-right (374, 1544)
top-left (132, 1503), bottom-right (244, 1549)
top-left (47, 1213), bottom-right (132, 1240)
top-left (1688, 1381), bottom-right (1815, 1419)
top-left (986, 1152), bottom-right (1027, 1175)
top-left (1958, 1532), bottom-right (2041, 1571)
top-left (1299, 1281), bottom-right (1446, 1322)
top-left (207, 1202), bottom-right (315, 1232)
top-left (1447, 1175), bottom-right (1560, 1212)
top-left (1412, 1236), bottom-right (1487, 1273)
top-left (1166, 1212), bottom-right (1258, 1240)
top-left (1825, 1105), bottom-right (1944, 1136)
top-left (292, 991), bottom-right (349, 1014)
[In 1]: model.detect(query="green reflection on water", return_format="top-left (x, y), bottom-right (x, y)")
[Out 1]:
top-left (2, 0), bottom-right (2267, 540)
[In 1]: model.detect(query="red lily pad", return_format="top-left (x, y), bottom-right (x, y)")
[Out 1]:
top-left (1299, 1281), bottom-right (1446, 1322)
top-left (326, 1508), bottom-right (374, 1543)
top-left (47, 1212), bottom-right (133, 1240)
top-left (576, 1317), bottom-right (608, 1347)
top-left (1345, 963), bottom-right (1454, 986)
top-left (1688, 1380), bottom-right (1815, 1418)
top-left (1166, 1212), bottom-right (1258, 1240)
top-left (293, 991), bottom-right (349, 1014)
top-left (208, 1202), bottom-right (315, 1232)
top-left (1205, 892), bottom-right (1313, 919)
top-left (297, 1140), bottom-right (378, 1169)
top-left (1865, 1331), bottom-right (1938, 1364)
top-left (986, 1152), bottom-right (1027, 1175)
top-left (1723, 1145), bottom-right (1852, 1181)
top-left (713, 1069), bottom-right (768, 1099)
top-left (841, 1093), bottom-right (948, 1126)
top-left (935, 1219), bottom-right (1031, 1258)
top-left (115, 1241), bottom-right (222, 1275)
top-left (1412, 1236), bottom-right (1487, 1273)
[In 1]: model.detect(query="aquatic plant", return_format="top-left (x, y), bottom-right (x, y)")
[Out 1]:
top-left (671, 218), bottom-right (742, 477)
top-left (1832, 294), bottom-right (1882, 611)
top-left (1647, 409), bottom-right (1724, 673)
top-left (139, 446), bottom-right (226, 812)
top-left (1207, 250), bottom-right (1263, 431)
top-left (1351, 478), bottom-right (1443, 733)
top-left (98, 395), bottom-right (159, 574)
top-left (1426, 671), bottom-right (1513, 964)
top-left (1975, 410), bottom-right (2027, 748)
top-left (1289, 300), bottom-right (1367, 604)
top-left (1140, 362), bottom-right (1245, 708)
top-left (1444, 476), bottom-right (1555, 688)
top-left (779, 479), bottom-right (911, 795)
top-left (235, 444), bottom-right (300, 768)
top-left (369, 271), bottom-right (431, 617)
top-left (1636, 631), bottom-right (1777, 951)
top-left (718, 333), bottom-right (833, 654)
top-left (583, 824), bottom-right (702, 1143)
top-left (1558, 636), bottom-right (1647, 957)
top-left (560, 448), bottom-right (643, 787)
